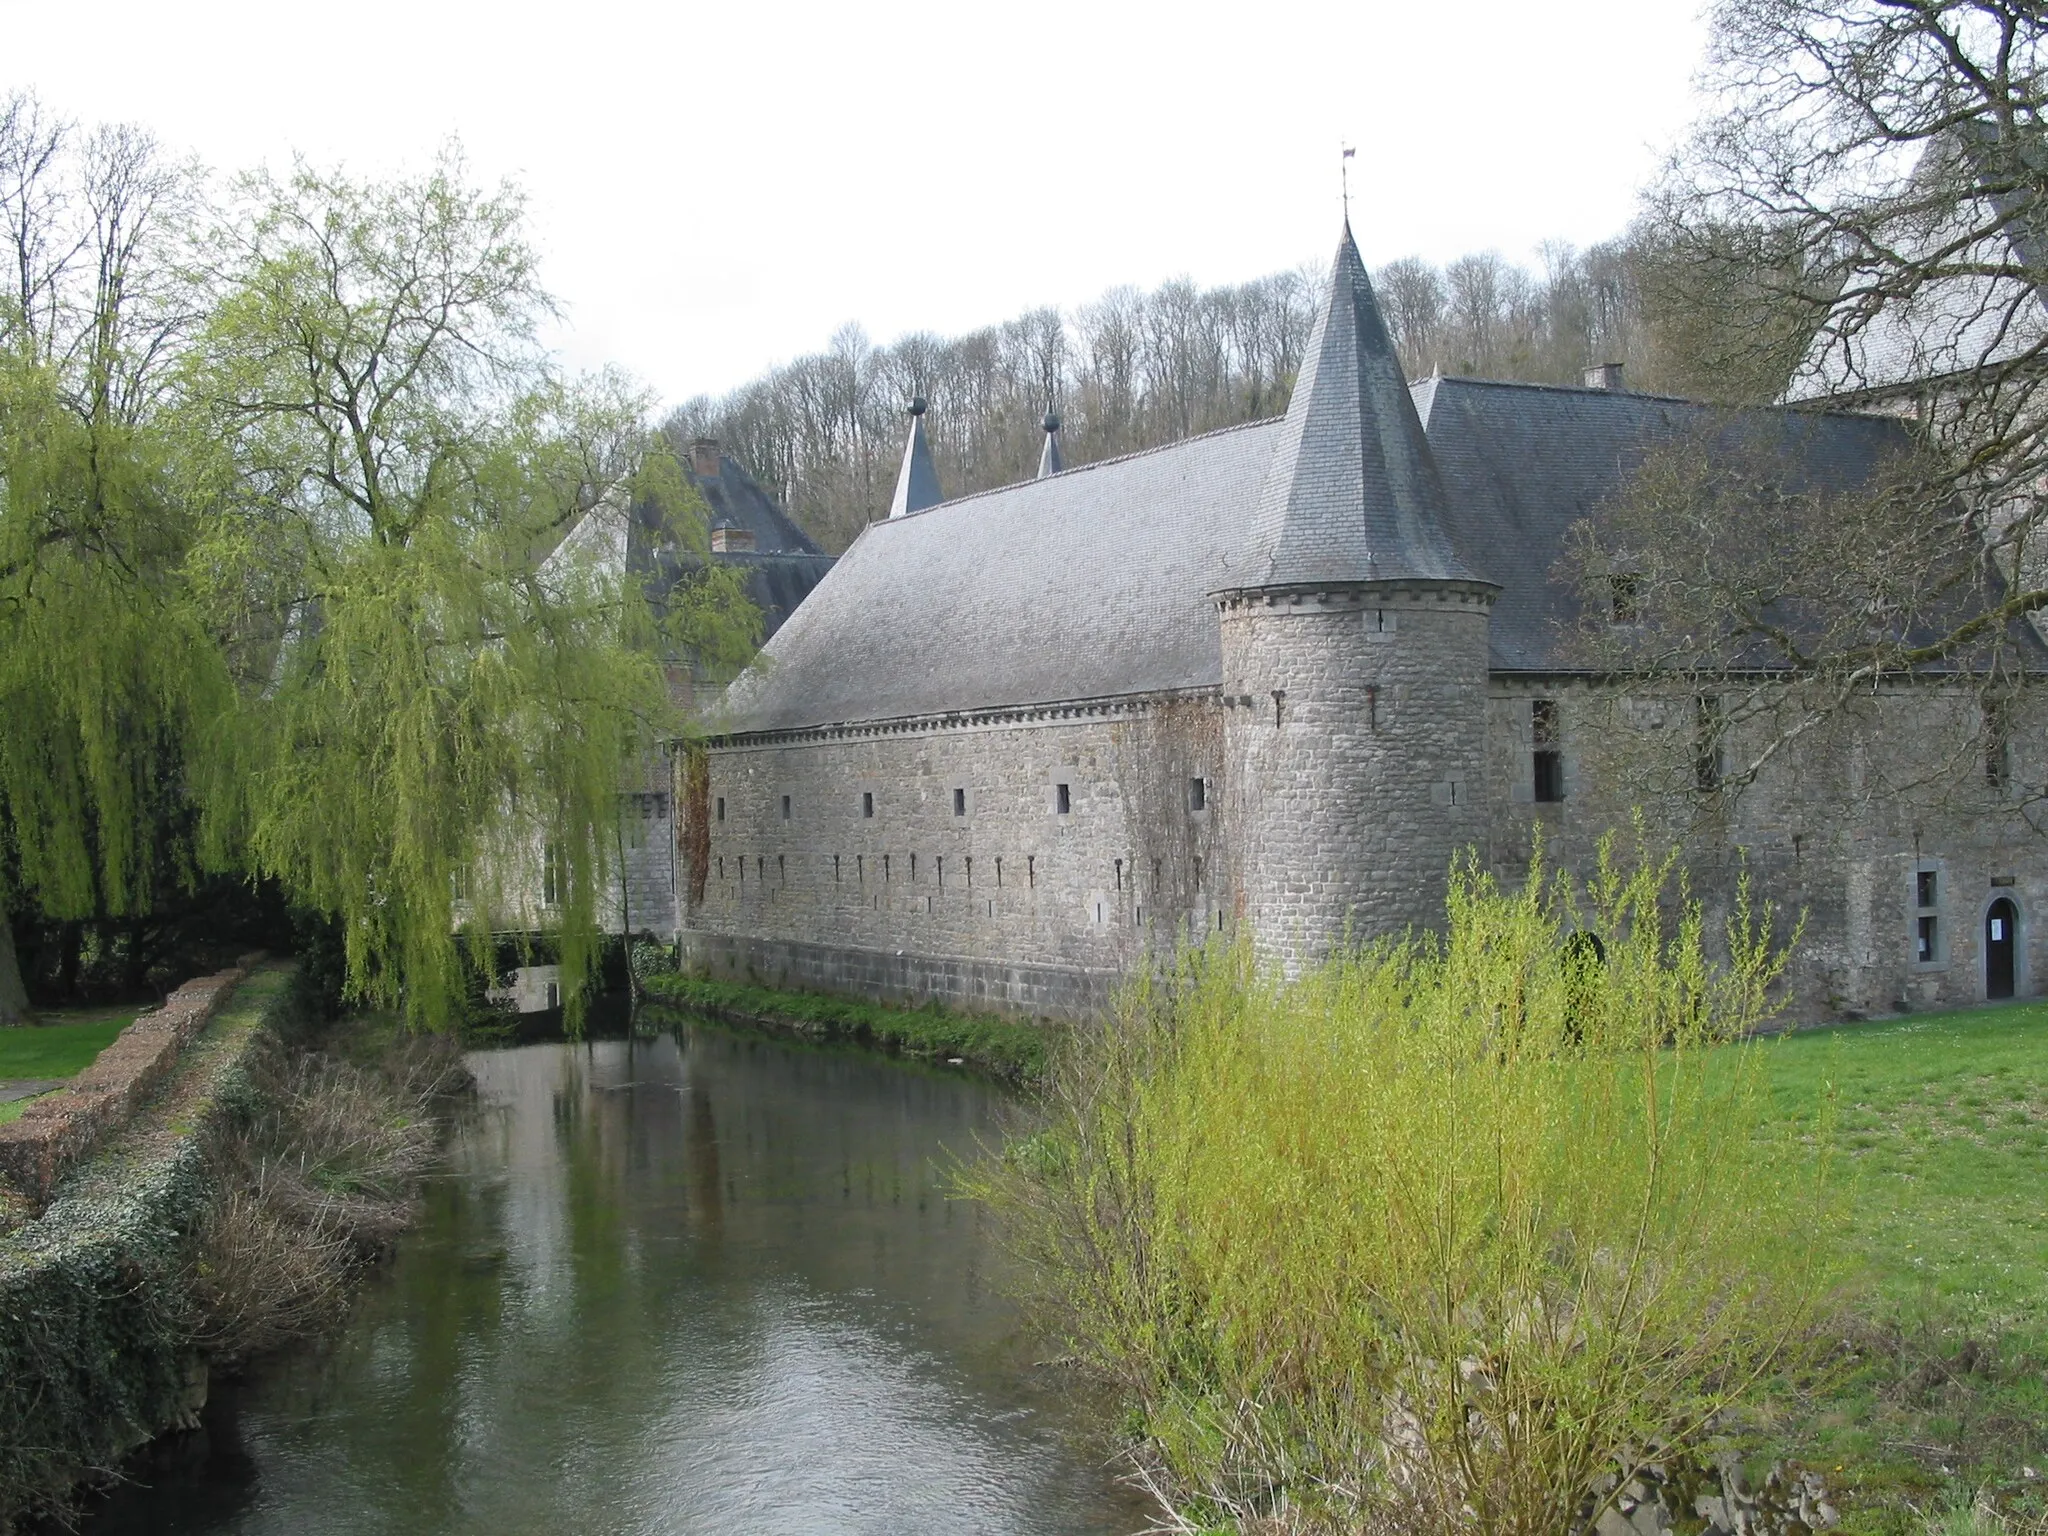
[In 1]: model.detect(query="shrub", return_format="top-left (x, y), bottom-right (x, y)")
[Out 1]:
top-left (975, 841), bottom-right (1839, 1535)
top-left (188, 1025), bottom-right (466, 1366)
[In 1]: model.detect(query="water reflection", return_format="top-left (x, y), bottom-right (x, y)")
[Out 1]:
top-left (85, 1022), bottom-right (1143, 1535)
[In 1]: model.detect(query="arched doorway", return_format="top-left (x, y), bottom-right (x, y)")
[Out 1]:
top-left (1986, 897), bottom-right (2018, 1000)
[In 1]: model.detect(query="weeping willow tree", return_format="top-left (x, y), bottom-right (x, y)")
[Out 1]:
top-left (0, 109), bottom-right (754, 1027)
top-left (185, 152), bottom-right (756, 1029)
top-left (0, 104), bottom-right (224, 1025)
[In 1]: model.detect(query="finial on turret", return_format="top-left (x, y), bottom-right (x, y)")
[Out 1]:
top-left (1037, 411), bottom-right (1064, 479)
top-left (907, 395), bottom-right (927, 417)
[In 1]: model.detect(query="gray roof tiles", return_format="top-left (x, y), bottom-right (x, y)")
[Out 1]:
top-left (716, 420), bottom-right (1279, 733)
top-left (1243, 224), bottom-right (1477, 589)
top-left (1415, 375), bottom-right (1915, 669)
top-left (671, 453), bottom-right (825, 557)
top-left (711, 367), bottom-right (1951, 738)
top-left (1037, 415), bottom-right (1064, 478)
top-left (634, 452), bottom-right (833, 644)
top-left (888, 407), bottom-right (944, 519)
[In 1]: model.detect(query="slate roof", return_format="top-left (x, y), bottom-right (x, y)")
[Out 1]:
top-left (888, 406), bottom-right (944, 518)
top-left (1037, 415), bottom-right (1064, 478)
top-left (712, 375), bottom-right (1947, 734)
top-left (1242, 224), bottom-right (1478, 589)
top-left (714, 420), bottom-right (1281, 733)
top-left (634, 451), bottom-right (833, 645)
top-left (1412, 376), bottom-right (1916, 670)
top-left (676, 453), bottom-right (823, 557)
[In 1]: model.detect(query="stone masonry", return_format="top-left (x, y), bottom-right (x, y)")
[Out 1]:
top-left (671, 220), bottom-right (2044, 1023)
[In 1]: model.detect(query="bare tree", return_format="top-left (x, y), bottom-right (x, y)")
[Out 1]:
top-left (1569, 0), bottom-right (2048, 816)
top-left (1379, 256), bottom-right (1446, 376)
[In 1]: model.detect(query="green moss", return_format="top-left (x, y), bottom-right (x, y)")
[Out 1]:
top-left (640, 973), bottom-right (1052, 1080)
top-left (0, 965), bottom-right (294, 1528)
top-left (0, 1016), bottom-right (134, 1081)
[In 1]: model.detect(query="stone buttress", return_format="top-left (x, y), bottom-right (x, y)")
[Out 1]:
top-left (1216, 224), bottom-right (1498, 973)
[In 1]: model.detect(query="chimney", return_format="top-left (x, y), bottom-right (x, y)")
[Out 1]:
top-left (709, 519), bottom-right (755, 554)
top-left (1582, 363), bottom-right (1626, 392)
top-left (689, 437), bottom-right (722, 477)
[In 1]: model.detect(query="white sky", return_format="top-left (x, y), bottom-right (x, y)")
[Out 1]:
top-left (6, 0), bottom-right (1710, 411)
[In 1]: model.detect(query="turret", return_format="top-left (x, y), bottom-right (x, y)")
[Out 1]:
top-left (887, 397), bottom-right (943, 518)
top-left (1036, 411), bottom-right (1064, 478)
top-left (1216, 221), bottom-right (1498, 973)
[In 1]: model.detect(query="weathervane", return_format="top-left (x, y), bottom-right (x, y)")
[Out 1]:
top-left (1341, 143), bottom-right (1355, 222)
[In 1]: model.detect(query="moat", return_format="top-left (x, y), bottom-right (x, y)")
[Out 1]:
top-left (84, 1018), bottom-right (1144, 1534)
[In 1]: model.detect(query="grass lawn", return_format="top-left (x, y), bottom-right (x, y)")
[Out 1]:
top-left (0, 1008), bottom-right (136, 1082)
top-left (1748, 1000), bottom-right (2048, 1527)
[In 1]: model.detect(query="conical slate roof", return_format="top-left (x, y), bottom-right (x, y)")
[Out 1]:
top-left (887, 399), bottom-right (943, 518)
top-left (1036, 412), bottom-right (1064, 478)
top-left (1239, 223), bottom-right (1478, 588)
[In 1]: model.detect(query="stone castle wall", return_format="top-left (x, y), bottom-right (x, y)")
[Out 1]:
top-left (1486, 677), bottom-right (2047, 1020)
top-left (678, 697), bottom-right (1231, 1014)
top-left (1219, 583), bottom-right (1495, 973)
top-left (680, 660), bottom-right (2043, 1024)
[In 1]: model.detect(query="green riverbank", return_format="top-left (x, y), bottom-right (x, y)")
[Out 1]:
top-left (638, 973), bottom-right (1053, 1082)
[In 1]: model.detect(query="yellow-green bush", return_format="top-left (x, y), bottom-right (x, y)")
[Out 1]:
top-left (979, 842), bottom-right (1838, 1535)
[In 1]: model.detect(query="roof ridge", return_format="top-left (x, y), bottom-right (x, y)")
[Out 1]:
top-left (1425, 373), bottom-right (1901, 423)
top-left (875, 414), bottom-right (1283, 523)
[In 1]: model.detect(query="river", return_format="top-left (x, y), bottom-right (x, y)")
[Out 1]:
top-left (84, 1017), bottom-right (1148, 1535)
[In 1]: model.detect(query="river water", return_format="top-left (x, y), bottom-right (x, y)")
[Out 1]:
top-left (85, 1020), bottom-right (1147, 1535)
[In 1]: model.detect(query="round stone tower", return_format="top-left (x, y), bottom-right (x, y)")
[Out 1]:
top-left (1217, 224), bottom-right (1497, 973)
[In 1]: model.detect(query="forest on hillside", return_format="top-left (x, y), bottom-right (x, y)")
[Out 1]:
top-left (662, 228), bottom-right (1781, 553)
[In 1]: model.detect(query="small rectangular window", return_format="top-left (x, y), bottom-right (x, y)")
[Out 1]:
top-left (1532, 699), bottom-right (1564, 803)
top-left (781, 794), bottom-right (791, 820)
top-left (1610, 573), bottom-right (1641, 625)
top-left (542, 842), bottom-right (562, 907)
top-left (450, 867), bottom-right (470, 901)
top-left (1056, 783), bottom-right (1071, 814)
top-left (953, 787), bottom-right (966, 816)
top-left (862, 791), bottom-right (874, 819)
top-left (544, 980), bottom-right (561, 1011)
top-left (1189, 777), bottom-right (1206, 812)
top-left (1913, 867), bottom-right (1944, 967)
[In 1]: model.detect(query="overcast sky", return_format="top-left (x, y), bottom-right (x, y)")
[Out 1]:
top-left (7, 0), bottom-right (1711, 411)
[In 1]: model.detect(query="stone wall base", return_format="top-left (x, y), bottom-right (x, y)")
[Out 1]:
top-left (678, 930), bottom-right (1119, 1019)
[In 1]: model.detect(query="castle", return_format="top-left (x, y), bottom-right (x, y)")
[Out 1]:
top-left (650, 222), bottom-right (2040, 1023)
